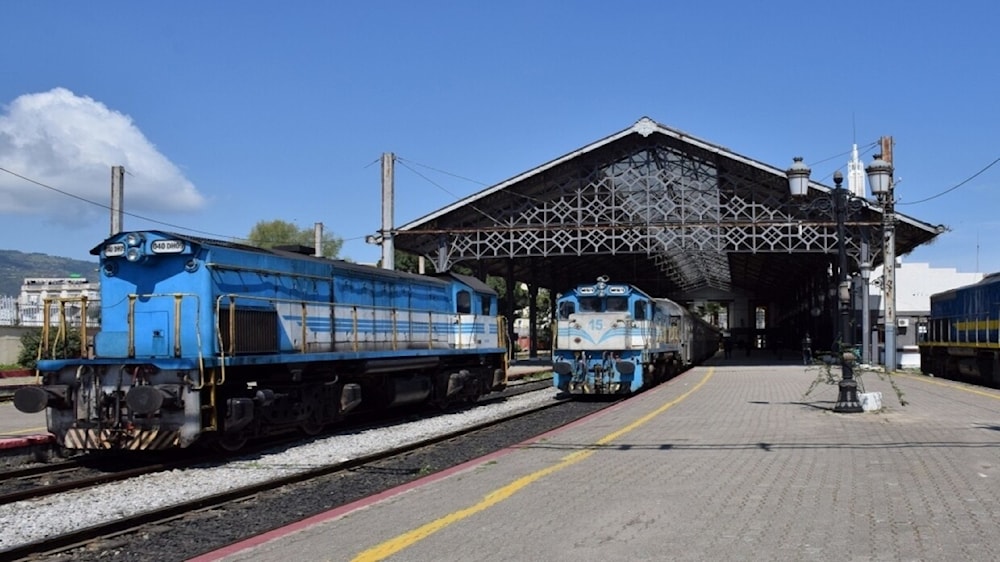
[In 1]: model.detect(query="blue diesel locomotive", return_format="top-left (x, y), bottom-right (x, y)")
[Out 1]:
top-left (552, 277), bottom-right (719, 395)
top-left (14, 230), bottom-right (508, 451)
top-left (920, 273), bottom-right (1000, 387)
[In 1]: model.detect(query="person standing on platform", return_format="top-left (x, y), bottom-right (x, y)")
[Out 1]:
top-left (801, 333), bottom-right (812, 365)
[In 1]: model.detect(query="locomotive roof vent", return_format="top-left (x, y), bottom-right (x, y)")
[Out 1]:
top-left (273, 244), bottom-right (316, 256)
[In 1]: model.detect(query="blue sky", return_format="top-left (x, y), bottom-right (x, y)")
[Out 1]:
top-left (1, 1), bottom-right (998, 277)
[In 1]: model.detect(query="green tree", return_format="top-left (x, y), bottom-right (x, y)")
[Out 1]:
top-left (246, 220), bottom-right (343, 259)
top-left (387, 250), bottom-right (435, 273)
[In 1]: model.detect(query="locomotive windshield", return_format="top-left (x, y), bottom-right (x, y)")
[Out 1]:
top-left (607, 297), bottom-right (628, 312)
top-left (571, 296), bottom-right (631, 314)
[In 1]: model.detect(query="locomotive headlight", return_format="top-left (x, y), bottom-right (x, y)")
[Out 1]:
top-left (125, 246), bottom-right (145, 262)
top-left (125, 232), bottom-right (144, 247)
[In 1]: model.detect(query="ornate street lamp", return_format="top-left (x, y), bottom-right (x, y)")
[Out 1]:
top-left (787, 157), bottom-right (865, 413)
top-left (865, 154), bottom-right (896, 372)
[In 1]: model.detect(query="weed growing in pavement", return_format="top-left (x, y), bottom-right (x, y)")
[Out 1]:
top-left (801, 355), bottom-right (906, 407)
top-left (867, 368), bottom-right (908, 406)
top-left (520, 371), bottom-right (553, 382)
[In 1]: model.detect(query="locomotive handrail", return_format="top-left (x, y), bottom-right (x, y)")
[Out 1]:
top-left (351, 305), bottom-right (359, 352)
top-left (37, 296), bottom-right (95, 363)
top-left (39, 300), bottom-right (51, 358)
top-left (126, 292), bottom-right (205, 385)
top-left (392, 308), bottom-right (398, 350)
top-left (173, 295), bottom-right (183, 357)
top-left (209, 292), bottom-right (480, 357)
top-left (300, 301), bottom-right (308, 353)
top-left (80, 296), bottom-right (88, 358)
top-left (128, 295), bottom-right (137, 357)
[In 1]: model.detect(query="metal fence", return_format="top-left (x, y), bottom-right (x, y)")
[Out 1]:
top-left (0, 295), bottom-right (100, 328)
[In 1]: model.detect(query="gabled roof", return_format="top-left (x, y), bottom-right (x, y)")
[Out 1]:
top-left (392, 117), bottom-right (943, 302)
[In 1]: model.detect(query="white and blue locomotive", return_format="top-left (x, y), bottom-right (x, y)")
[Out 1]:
top-left (552, 277), bottom-right (719, 395)
top-left (15, 230), bottom-right (508, 451)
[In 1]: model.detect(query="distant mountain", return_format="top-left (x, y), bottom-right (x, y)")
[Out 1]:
top-left (0, 250), bottom-right (99, 297)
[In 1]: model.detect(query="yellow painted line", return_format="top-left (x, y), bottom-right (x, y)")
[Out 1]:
top-left (894, 371), bottom-right (1000, 400)
top-left (352, 367), bottom-right (716, 562)
top-left (4, 426), bottom-right (48, 436)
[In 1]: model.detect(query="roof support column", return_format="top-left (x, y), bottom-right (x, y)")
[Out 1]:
top-left (505, 259), bottom-right (516, 361)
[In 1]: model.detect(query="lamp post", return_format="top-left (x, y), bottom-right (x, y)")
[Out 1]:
top-left (860, 259), bottom-right (872, 365)
top-left (865, 154), bottom-right (896, 372)
top-left (787, 157), bottom-right (864, 413)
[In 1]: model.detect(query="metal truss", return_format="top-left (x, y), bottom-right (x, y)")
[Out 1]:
top-left (414, 137), bottom-right (884, 294)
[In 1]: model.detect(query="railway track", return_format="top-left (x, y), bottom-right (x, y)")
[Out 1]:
top-left (2, 385), bottom-right (591, 561)
top-left (0, 376), bottom-right (553, 505)
top-left (0, 455), bottom-right (205, 506)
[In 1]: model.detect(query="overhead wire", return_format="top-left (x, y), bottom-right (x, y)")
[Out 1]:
top-left (899, 156), bottom-right (1000, 206)
top-left (0, 165), bottom-right (237, 239)
top-left (393, 157), bottom-right (505, 226)
top-left (0, 165), bottom-right (361, 247)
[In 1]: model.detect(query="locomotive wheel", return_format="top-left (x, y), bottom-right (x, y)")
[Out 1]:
top-left (299, 392), bottom-right (326, 436)
top-left (215, 432), bottom-right (248, 452)
top-left (300, 411), bottom-right (325, 436)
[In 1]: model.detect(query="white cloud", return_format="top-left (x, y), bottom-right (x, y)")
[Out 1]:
top-left (0, 88), bottom-right (206, 226)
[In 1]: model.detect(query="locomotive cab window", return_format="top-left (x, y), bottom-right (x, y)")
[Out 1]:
top-left (456, 290), bottom-right (472, 314)
top-left (634, 300), bottom-right (648, 320)
top-left (607, 297), bottom-right (628, 312)
top-left (579, 297), bottom-right (600, 312)
top-left (480, 295), bottom-right (492, 315)
top-left (558, 301), bottom-right (576, 319)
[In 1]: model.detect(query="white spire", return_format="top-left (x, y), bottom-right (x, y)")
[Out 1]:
top-left (847, 143), bottom-right (866, 197)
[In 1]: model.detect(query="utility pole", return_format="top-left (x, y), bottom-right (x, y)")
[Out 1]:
top-left (110, 166), bottom-right (125, 236)
top-left (880, 136), bottom-right (897, 372)
top-left (381, 152), bottom-right (395, 270)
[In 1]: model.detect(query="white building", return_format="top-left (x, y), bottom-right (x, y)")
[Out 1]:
top-left (16, 276), bottom-right (100, 327)
top-left (865, 259), bottom-right (985, 367)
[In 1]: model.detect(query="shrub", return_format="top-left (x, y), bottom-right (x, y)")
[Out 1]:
top-left (18, 328), bottom-right (83, 370)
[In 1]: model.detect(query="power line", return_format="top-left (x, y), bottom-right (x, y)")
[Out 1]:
top-left (0, 164), bottom-right (367, 249)
top-left (0, 165), bottom-right (237, 238)
top-left (395, 157), bottom-right (490, 187)
top-left (900, 156), bottom-right (1000, 206)
top-left (393, 158), bottom-right (504, 226)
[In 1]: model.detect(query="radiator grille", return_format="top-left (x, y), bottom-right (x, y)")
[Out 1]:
top-left (219, 308), bottom-right (278, 354)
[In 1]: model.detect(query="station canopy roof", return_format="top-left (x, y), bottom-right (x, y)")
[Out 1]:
top-left (391, 117), bottom-right (943, 301)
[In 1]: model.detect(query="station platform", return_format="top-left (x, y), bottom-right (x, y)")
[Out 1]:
top-left (192, 356), bottom-right (1000, 562)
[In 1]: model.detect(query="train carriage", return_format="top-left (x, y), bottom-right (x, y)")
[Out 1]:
top-left (552, 276), bottom-right (719, 395)
top-left (14, 230), bottom-right (508, 451)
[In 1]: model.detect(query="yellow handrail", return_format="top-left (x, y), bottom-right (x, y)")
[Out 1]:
top-left (128, 295), bottom-right (137, 357)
